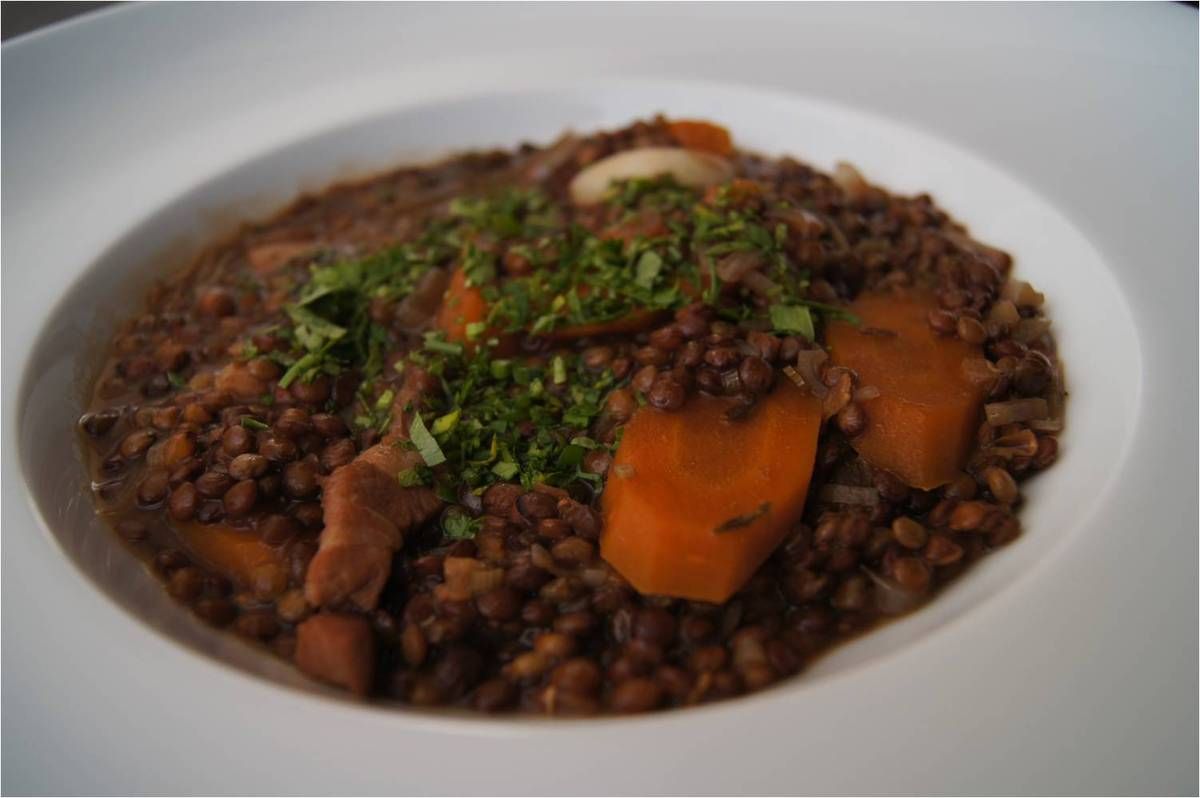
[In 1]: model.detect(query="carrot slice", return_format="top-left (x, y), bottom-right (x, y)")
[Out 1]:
top-left (667, 119), bottom-right (734, 157)
top-left (176, 522), bottom-right (289, 599)
top-left (435, 268), bottom-right (489, 344)
top-left (825, 290), bottom-right (988, 490)
top-left (600, 380), bottom-right (822, 603)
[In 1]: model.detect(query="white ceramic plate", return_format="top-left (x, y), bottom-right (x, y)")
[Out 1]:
top-left (3, 4), bottom-right (1196, 794)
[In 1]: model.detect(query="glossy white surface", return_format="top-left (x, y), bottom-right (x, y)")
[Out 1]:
top-left (3, 4), bottom-right (1196, 794)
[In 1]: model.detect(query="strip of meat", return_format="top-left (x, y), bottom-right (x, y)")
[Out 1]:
top-left (304, 368), bottom-right (442, 610)
top-left (295, 613), bottom-right (376, 695)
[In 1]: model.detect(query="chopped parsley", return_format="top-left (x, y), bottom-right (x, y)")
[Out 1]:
top-left (769, 304), bottom-right (816, 340)
top-left (266, 175), bottom-right (854, 427)
top-left (409, 412), bottom-right (447, 467)
top-left (441, 507), bottom-right (482, 540)
top-left (400, 344), bottom-right (616, 492)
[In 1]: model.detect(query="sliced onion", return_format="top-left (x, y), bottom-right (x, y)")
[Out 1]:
top-left (441, 557), bottom-right (503, 601)
top-left (832, 162), bottom-right (869, 201)
top-left (863, 567), bottom-right (924, 616)
top-left (740, 269), bottom-right (780, 298)
top-left (985, 397), bottom-right (1049, 426)
top-left (853, 385), bottom-right (881, 402)
top-left (394, 266), bottom-right (450, 329)
top-left (1041, 362), bottom-right (1067, 431)
top-left (782, 366), bottom-right (805, 389)
top-left (245, 240), bottom-right (312, 275)
top-left (961, 357), bottom-right (1001, 390)
top-left (821, 369), bottom-right (854, 420)
top-left (988, 428), bottom-right (1039, 459)
top-left (523, 133), bottom-right (581, 182)
top-left (569, 147), bottom-right (734, 205)
top-left (613, 463), bottom-right (636, 479)
top-left (716, 251), bottom-right (764, 282)
top-left (1013, 317), bottom-right (1052, 344)
top-left (941, 230), bottom-right (1012, 274)
top-left (1029, 418), bottom-right (1065, 432)
top-left (793, 349), bottom-right (830, 399)
top-left (1003, 280), bottom-right (1045, 309)
top-left (988, 299), bottom-right (1020, 325)
top-left (774, 207), bottom-right (827, 240)
top-left (817, 484), bottom-right (879, 506)
top-left (825, 217), bottom-right (852, 255)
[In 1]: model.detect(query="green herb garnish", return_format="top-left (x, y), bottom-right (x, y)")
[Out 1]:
top-left (769, 304), bottom-right (816, 340)
top-left (398, 344), bottom-right (615, 491)
top-left (409, 413), bottom-right (447, 467)
top-left (442, 508), bottom-right (482, 540)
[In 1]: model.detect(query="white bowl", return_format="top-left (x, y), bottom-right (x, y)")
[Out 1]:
top-left (3, 4), bottom-right (1195, 794)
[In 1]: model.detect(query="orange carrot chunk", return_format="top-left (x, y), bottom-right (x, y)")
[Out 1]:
top-left (667, 119), bottom-right (734, 157)
top-left (601, 380), bottom-right (822, 603)
top-left (177, 521), bottom-right (289, 599)
top-left (826, 290), bottom-right (988, 490)
top-left (435, 268), bottom-right (489, 345)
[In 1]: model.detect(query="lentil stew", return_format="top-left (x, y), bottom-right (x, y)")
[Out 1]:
top-left (78, 117), bottom-right (1065, 715)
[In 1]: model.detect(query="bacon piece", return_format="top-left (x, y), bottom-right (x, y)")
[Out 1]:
top-left (304, 368), bottom-right (443, 610)
top-left (295, 613), bottom-right (375, 695)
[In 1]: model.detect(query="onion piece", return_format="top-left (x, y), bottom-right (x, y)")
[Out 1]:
top-left (1029, 418), bottom-right (1064, 432)
top-left (771, 207), bottom-right (826, 239)
top-left (821, 368), bottom-right (854, 420)
top-left (832, 162), bottom-right (869, 201)
top-left (988, 299), bottom-right (1021, 325)
top-left (613, 463), bottom-right (636, 479)
top-left (782, 366), bottom-right (805, 389)
top-left (1041, 361), bottom-right (1067, 431)
top-left (987, 428), bottom-right (1039, 459)
top-left (817, 484), bottom-right (879, 506)
top-left (1003, 280), bottom-right (1045, 309)
top-left (941, 229), bottom-right (1012, 274)
top-left (440, 557), bottom-right (503, 601)
top-left (961, 357), bottom-right (1001, 390)
top-left (394, 266), bottom-right (450, 329)
top-left (1013, 317), bottom-right (1052, 344)
top-left (853, 385), bottom-right (881, 402)
top-left (863, 567), bottom-right (924, 615)
top-left (984, 398), bottom-right (1049, 426)
top-left (740, 269), bottom-right (780, 298)
top-left (523, 133), bottom-right (581, 182)
top-left (793, 349), bottom-right (830, 399)
top-left (569, 147), bottom-right (734, 205)
top-left (715, 251), bottom-right (764, 282)
top-left (825, 217), bottom-right (852, 255)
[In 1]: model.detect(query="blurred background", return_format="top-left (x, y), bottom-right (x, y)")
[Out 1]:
top-left (3, 0), bottom-right (1196, 42)
top-left (2, 1), bottom-right (113, 41)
